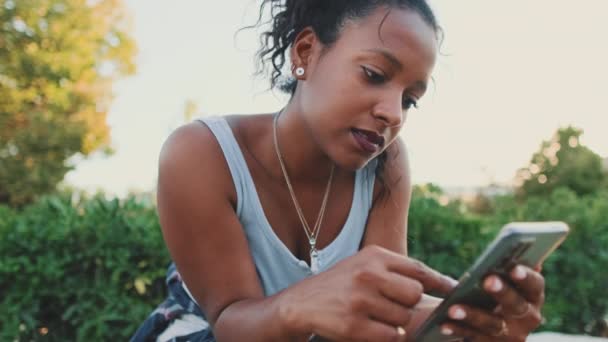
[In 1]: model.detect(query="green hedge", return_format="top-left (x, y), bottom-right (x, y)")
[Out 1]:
top-left (0, 193), bottom-right (170, 341)
top-left (1, 187), bottom-right (606, 340)
top-left (408, 187), bottom-right (495, 279)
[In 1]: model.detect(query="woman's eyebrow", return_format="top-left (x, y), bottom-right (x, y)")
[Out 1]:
top-left (364, 48), bottom-right (428, 93)
top-left (411, 80), bottom-right (427, 94)
top-left (364, 48), bottom-right (403, 71)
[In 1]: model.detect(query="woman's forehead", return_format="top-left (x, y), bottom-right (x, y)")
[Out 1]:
top-left (333, 7), bottom-right (437, 71)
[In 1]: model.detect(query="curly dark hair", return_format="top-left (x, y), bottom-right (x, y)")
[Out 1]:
top-left (249, 0), bottom-right (441, 200)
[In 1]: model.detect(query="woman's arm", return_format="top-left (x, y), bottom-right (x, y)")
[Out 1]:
top-left (157, 123), bottom-right (304, 341)
top-left (360, 138), bottom-right (448, 335)
top-left (360, 137), bottom-right (412, 255)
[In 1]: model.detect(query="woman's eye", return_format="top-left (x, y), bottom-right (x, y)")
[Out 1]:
top-left (402, 97), bottom-right (418, 110)
top-left (362, 66), bottom-right (385, 84)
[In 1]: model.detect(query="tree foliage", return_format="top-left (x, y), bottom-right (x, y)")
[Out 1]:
top-left (515, 126), bottom-right (606, 198)
top-left (0, 0), bottom-right (136, 206)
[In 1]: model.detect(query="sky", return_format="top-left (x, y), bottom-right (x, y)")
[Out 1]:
top-left (64, 0), bottom-right (608, 197)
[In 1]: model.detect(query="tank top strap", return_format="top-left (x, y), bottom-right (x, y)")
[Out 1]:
top-left (194, 116), bottom-right (249, 217)
top-left (361, 157), bottom-right (378, 210)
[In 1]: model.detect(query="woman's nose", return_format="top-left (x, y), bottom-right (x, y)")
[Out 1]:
top-left (371, 95), bottom-right (404, 128)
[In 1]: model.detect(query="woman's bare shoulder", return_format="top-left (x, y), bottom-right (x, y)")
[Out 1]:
top-left (158, 120), bottom-right (235, 201)
top-left (158, 113), bottom-right (273, 199)
top-left (373, 137), bottom-right (411, 197)
top-left (363, 137), bottom-right (412, 254)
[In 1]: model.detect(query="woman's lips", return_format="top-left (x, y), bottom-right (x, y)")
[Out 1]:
top-left (352, 128), bottom-right (384, 153)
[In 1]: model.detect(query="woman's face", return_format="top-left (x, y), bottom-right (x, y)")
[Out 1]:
top-left (297, 7), bottom-right (438, 170)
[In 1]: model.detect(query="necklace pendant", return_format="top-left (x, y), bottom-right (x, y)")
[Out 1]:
top-left (309, 237), bottom-right (316, 247)
top-left (310, 247), bottom-right (319, 274)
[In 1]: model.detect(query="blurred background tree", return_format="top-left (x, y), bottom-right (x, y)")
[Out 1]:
top-left (0, 0), bottom-right (136, 207)
top-left (515, 126), bottom-right (607, 198)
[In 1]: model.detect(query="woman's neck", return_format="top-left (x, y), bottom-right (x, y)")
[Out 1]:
top-left (273, 100), bottom-right (334, 183)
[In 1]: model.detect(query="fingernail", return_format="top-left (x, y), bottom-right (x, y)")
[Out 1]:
top-left (449, 306), bottom-right (466, 320)
top-left (512, 265), bottom-right (527, 280)
top-left (445, 276), bottom-right (459, 287)
top-left (486, 276), bottom-right (503, 292)
top-left (441, 326), bottom-right (453, 335)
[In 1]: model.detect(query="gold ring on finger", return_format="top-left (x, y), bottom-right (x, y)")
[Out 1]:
top-left (509, 302), bottom-right (532, 319)
top-left (492, 320), bottom-right (509, 337)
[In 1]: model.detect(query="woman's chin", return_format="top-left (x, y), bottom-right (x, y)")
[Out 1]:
top-left (333, 155), bottom-right (376, 172)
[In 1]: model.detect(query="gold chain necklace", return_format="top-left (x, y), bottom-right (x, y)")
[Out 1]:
top-left (272, 112), bottom-right (335, 274)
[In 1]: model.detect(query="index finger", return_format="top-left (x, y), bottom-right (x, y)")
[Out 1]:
top-left (385, 253), bottom-right (458, 294)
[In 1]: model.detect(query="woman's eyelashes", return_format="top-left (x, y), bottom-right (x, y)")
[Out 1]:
top-left (361, 66), bottom-right (386, 84)
top-left (402, 97), bottom-right (418, 110)
top-left (361, 66), bottom-right (419, 110)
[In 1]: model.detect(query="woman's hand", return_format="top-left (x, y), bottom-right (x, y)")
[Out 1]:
top-left (439, 265), bottom-right (545, 341)
top-left (279, 245), bottom-right (457, 342)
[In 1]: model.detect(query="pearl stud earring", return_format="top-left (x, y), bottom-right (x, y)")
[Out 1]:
top-left (295, 67), bottom-right (305, 76)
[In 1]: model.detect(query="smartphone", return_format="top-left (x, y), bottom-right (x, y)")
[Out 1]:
top-left (412, 221), bottom-right (569, 342)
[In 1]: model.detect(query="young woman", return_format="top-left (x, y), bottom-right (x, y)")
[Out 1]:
top-left (133, 1), bottom-right (545, 341)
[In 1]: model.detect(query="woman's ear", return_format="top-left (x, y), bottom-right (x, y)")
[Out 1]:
top-left (290, 27), bottom-right (318, 79)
